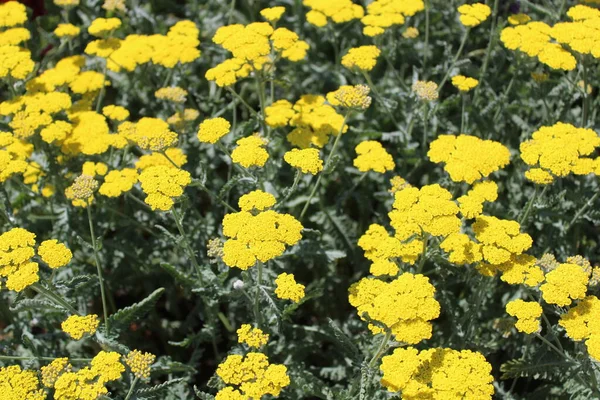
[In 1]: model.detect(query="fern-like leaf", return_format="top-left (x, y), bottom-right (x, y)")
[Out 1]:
top-left (107, 287), bottom-right (165, 331)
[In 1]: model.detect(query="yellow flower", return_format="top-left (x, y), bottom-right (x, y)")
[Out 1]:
top-left (38, 239), bottom-right (72, 268)
top-left (341, 45), bottom-right (381, 71)
top-left (508, 13), bottom-right (531, 25)
top-left (274, 272), bottom-right (305, 302)
top-left (197, 117), bottom-right (231, 144)
top-left (304, 0), bottom-right (365, 27)
top-left (457, 180), bottom-right (498, 219)
top-left (458, 3), bottom-right (491, 27)
top-left (54, 0), bottom-right (79, 6)
top-left (0, 365), bottom-right (45, 400)
top-left (0, 227), bottom-right (39, 291)
top-left (88, 17), bottom-right (122, 37)
top-left (41, 358), bottom-right (71, 388)
top-left (260, 7), bottom-right (285, 23)
top-left (124, 350), bottom-right (156, 379)
top-left (61, 314), bottom-right (100, 340)
top-left (155, 86), bottom-right (188, 103)
top-left (99, 169), bottom-right (138, 197)
top-left (412, 80), bottom-right (438, 101)
top-left (126, 117), bottom-right (178, 152)
top-left (0, 2), bottom-right (27, 27)
top-left (103, 0), bottom-right (127, 12)
top-left (231, 135), bottom-right (269, 168)
top-left (361, 0), bottom-right (423, 36)
top-left (237, 324), bottom-right (269, 348)
top-left (135, 148), bottom-right (187, 170)
top-left (102, 105), bottom-right (129, 121)
top-left (451, 75), bottom-right (479, 92)
top-left (67, 174), bottom-right (98, 200)
top-left (138, 166), bottom-right (191, 211)
top-left (327, 84), bottom-right (372, 109)
top-left (353, 140), bottom-right (395, 173)
top-left (540, 263), bottom-right (589, 306)
top-left (54, 23), bottom-right (81, 38)
top-left (506, 299), bottom-right (542, 334)
top-left (283, 148), bottom-right (323, 174)
top-left (402, 27), bottom-right (419, 39)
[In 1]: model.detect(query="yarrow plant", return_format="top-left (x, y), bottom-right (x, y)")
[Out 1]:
top-left (1, 0), bottom-right (600, 399)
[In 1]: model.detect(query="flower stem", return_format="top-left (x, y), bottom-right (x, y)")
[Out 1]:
top-left (439, 28), bottom-right (470, 90)
top-left (421, 102), bottom-right (430, 157)
top-left (31, 283), bottom-right (79, 316)
top-left (95, 61), bottom-right (109, 113)
top-left (423, 0), bottom-right (430, 75)
top-left (87, 204), bottom-right (110, 335)
top-left (253, 262), bottom-right (264, 328)
top-left (417, 234), bottom-right (430, 274)
top-left (565, 188), bottom-right (599, 232)
top-left (171, 207), bottom-right (203, 283)
top-left (518, 185), bottom-right (547, 226)
top-left (124, 377), bottom-right (139, 400)
top-left (460, 94), bottom-right (467, 133)
top-left (361, 71), bottom-right (400, 129)
top-left (474, 0), bottom-right (499, 103)
top-left (226, 87), bottom-right (259, 118)
top-left (277, 169), bottom-right (302, 209)
top-left (582, 57), bottom-right (589, 127)
top-left (368, 330), bottom-right (392, 368)
top-left (299, 113), bottom-right (350, 221)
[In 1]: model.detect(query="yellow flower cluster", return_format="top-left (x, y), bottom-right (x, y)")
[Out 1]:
top-left (520, 122), bottom-right (600, 185)
top-left (540, 263), bottom-right (589, 306)
top-left (403, 27), bottom-right (419, 38)
top-left (451, 75), bottom-right (479, 92)
top-left (135, 147), bottom-right (187, 170)
top-left (348, 273), bottom-right (440, 344)
top-left (124, 350), bottom-right (156, 379)
top-left (506, 299), bottom-right (542, 334)
top-left (358, 224), bottom-right (415, 275)
top-left (122, 117), bottom-right (178, 152)
top-left (38, 240), bottom-right (73, 268)
top-left (168, 108), bottom-right (199, 129)
top-left (0, 365), bottom-right (45, 400)
top-left (0, 227), bottom-right (38, 292)
top-left (222, 190), bottom-right (303, 269)
top-left (237, 324), bottom-right (269, 348)
top-left (428, 134), bottom-right (510, 184)
top-left (88, 17), bottom-right (122, 37)
top-left (508, 13), bottom-right (532, 26)
top-left (102, 105), bottom-right (129, 121)
top-left (380, 347), bottom-right (494, 398)
top-left (0, 131), bottom-right (31, 183)
top-left (207, 22), bottom-right (308, 86)
top-left (0, 3), bottom-right (33, 80)
top-left (341, 45), bottom-right (381, 71)
top-left (303, 0), bottom-right (364, 27)
top-left (54, 0), bottom-right (80, 7)
top-left (231, 135), bottom-right (269, 168)
top-left (61, 314), bottom-right (100, 340)
top-left (501, 21), bottom-right (577, 70)
top-left (55, 23), bottom-right (81, 38)
top-left (65, 174), bottom-right (98, 208)
top-left (283, 148), bottom-right (323, 174)
top-left (41, 358), bottom-right (71, 388)
top-left (353, 140), bottom-right (395, 173)
top-left (197, 117), bottom-right (231, 144)
top-left (138, 165), bottom-right (191, 211)
top-left (99, 169), bottom-right (139, 197)
top-left (411, 80), bottom-right (438, 101)
top-left (458, 3), bottom-right (491, 27)
top-left (559, 295), bottom-right (600, 361)
top-left (0, 27), bottom-right (30, 46)
top-left (265, 95), bottom-right (347, 148)
top-left (54, 351), bottom-right (125, 400)
top-left (361, 0), bottom-right (424, 36)
top-left (260, 7), bottom-right (285, 23)
top-left (155, 86), bottom-right (188, 103)
top-left (327, 84), bottom-right (372, 110)
top-left (103, 0), bottom-right (126, 12)
top-left (274, 272), bottom-right (306, 302)
top-left (0, 2), bottom-right (27, 28)
top-left (552, 6), bottom-right (600, 60)
top-left (457, 181), bottom-right (497, 219)
top-left (216, 352), bottom-right (290, 399)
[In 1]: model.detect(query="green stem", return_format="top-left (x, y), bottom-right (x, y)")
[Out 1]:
top-left (277, 169), bottom-right (302, 209)
top-left (87, 204), bottom-right (110, 334)
top-left (518, 186), bottom-right (547, 226)
top-left (254, 72), bottom-right (269, 135)
top-left (189, 180), bottom-right (237, 213)
top-left (95, 61), bottom-right (109, 113)
top-left (474, 0), bottom-right (499, 103)
top-left (253, 262), bottom-right (264, 328)
top-left (439, 28), bottom-right (470, 90)
top-left (367, 330), bottom-right (392, 368)
top-left (582, 57), bottom-right (589, 127)
top-left (124, 377), bottom-right (139, 400)
top-left (423, 0), bottom-right (430, 75)
top-left (421, 103), bottom-right (430, 157)
top-left (0, 355), bottom-right (90, 362)
top-left (460, 94), bottom-right (467, 133)
top-left (565, 189), bottom-right (599, 232)
top-left (225, 87), bottom-right (259, 118)
top-left (361, 71), bottom-right (400, 129)
top-left (171, 207), bottom-right (203, 282)
top-left (416, 234), bottom-right (429, 274)
top-left (31, 283), bottom-right (79, 315)
top-left (227, 0), bottom-right (236, 24)
top-left (299, 113), bottom-right (350, 221)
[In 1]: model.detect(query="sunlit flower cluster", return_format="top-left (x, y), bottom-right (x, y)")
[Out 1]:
top-left (274, 272), bottom-right (306, 302)
top-left (303, 0), bottom-right (364, 27)
top-left (506, 299), bottom-right (542, 334)
top-left (361, 0), bottom-right (424, 36)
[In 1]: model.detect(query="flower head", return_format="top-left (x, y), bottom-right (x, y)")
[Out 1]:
top-left (327, 84), bottom-right (372, 110)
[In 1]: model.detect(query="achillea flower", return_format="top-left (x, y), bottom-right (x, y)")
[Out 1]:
top-left (99, 169), bottom-right (138, 197)
top-left (361, 0), bottom-right (423, 36)
top-left (67, 174), bottom-right (98, 200)
top-left (506, 299), bottom-right (542, 334)
top-left (41, 358), bottom-right (71, 388)
top-left (135, 148), bottom-right (187, 170)
top-left (327, 84), bottom-right (372, 110)
top-left (508, 13), bottom-right (531, 25)
top-left (37, 240), bottom-right (72, 268)
top-left (341, 45), bottom-right (381, 71)
top-left (284, 148), bottom-right (323, 174)
top-left (457, 181), bottom-right (498, 219)
top-left (0, 227), bottom-right (39, 292)
top-left (231, 135), bottom-right (269, 168)
top-left (103, 0), bottom-right (127, 12)
top-left (237, 324), bottom-right (269, 348)
top-left (303, 0), bottom-right (364, 27)
top-left (0, 2), bottom-right (28, 27)
top-left (54, 0), bottom-right (80, 6)
top-left (402, 27), bottom-right (419, 39)
top-left (54, 23), bottom-right (80, 38)
top-left (61, 314), bottom-right (100, 340)
top-left (207, 238), bottom-right (225, 262)
top-left (260, 6), bottom-right (285, 22)
top-left (540, 263), bottom-right (589, 306)
top-left (102, 105), bottom-right (129, 121)
top-left (428, 134), bottom-right (510, 184)
top-left (197, 117), bottom-right (231, 144)
top-left (125, 350), bottom-right (155, 379)
top-left (458, 3), bottom-right (491, 27)
top-left (138, 165), bottom-right (191, 211)
top-left (274, 273), bottom-right (305, 302)
top-left (155, 86), bottom-right (188, 103)
top-left (349, 273), bottom-right (440, 344)
top-left (380, 347), bottom-right (494, 398)
top-left (353, 140), bottom-right (395, 173)
top-left (88, 17), bottom-right (122, 37)
top-left (451, 75), bottom-right (479, 91)
top-left (0, 365), bottom-right (45, 400)
top-left (412, 80), bottom-right (438, 101)
top-left (559, 295), bottom-right (600, 360)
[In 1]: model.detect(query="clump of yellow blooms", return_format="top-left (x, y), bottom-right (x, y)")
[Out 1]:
top-left (327, 84), bottom-right (372, 110)
top-left (348, 273), bottom-right (440, 344)
top-left (559, 295), bottom-right (600, 361)
top-left (102, 105), bottom-right (129, 121)
top-left (283, 148), bottom-right (323, 174)
top-left (231, 135), bottom-right (269, 168)
top-left (341, 45), bottom-right (381, 72)
top-left (265, 95), bottom-right (347, 148)
top-left (274, 272), bottom-right (306, 303)
top-left (353, 140), bottom-right (395, 173)
top-left (138, 165), bottom-right (191, 211)
top-left (197, 117), bottom-right (231, 144)
top-left (458, 3), bottom-right (491, 27)
top-left (54, 351), bottom-right (125, 400)
top-left (303, 0), bottom-right (364, 27)
top-left (237, 324), bottom-right (270, 348)
top-left (54, 0), bottom-right (80, 7)
top-left (136, 148), bottom-right (187, 170)
top-left (88, 18), bottom-right (122, 37)
top-left (65, 174), bottom-right (98, 207)
top-left (0, 132), bottom-right (31, 183)
top-left (457, 181), bottom-right (498, 219)
top-left (38, 240), bottom-right (73, 268)
top-left (0, 365), bottom-right (45, 400)
top-left (260, 7), bottom-right (286, 23)
top-left (168, 108), bottom-right (200, 128)
top-left (403, 27), bottom-right (419, 38)
top-left (451, 75), bottom-right (479, 92)
top-left (0, 4), bottom-right (34, 80)
top-left (99, 169), bottom-right (139, 197)
top-left (361, 0), bottom-right (424, 37)
top-left (41, 358), bottom-right (71, 388)
top-left (380, 347), bottom-right (494, 398)
top-left (216, 352), bottom-right (290, 399)
top-left (55, 23), bottom-right (81, 38)
top-left (412, 80), bottom-right (438, 101)
top-left (0, 2), bottom-right (28, 27)
top-left (221, 190), bottom-right (303, 269)
top-left (61, 314), bottom-right (100, 340)
top-left (552, 6), bottom-right (600, 61)
top-left (103, 0), bottom-right (127, 12)
top-left (155, 86), bottom-right (188, 103)
top-left (125, 117), bottom-right (179, 152)
top-left (82, 162), bottom-right (108, 177)
top-left (428, 134), bottom-right (510, 184)
top-left (389, 176), bottom-right (410, 193)
top-left (358, 224), bottom-right (414, 275)
top-left (124, 350), bottom-right (156, 379)
top-left (506, 299), bottom-right (542, 334)
top-left (0, 227), bottom-right (39, 292)
top-left (520, 122), bottom-right (600, 185)
top-left (540, 263), bottom-right (589, 306)
top-left (508, 13), bottom-right (532, 25)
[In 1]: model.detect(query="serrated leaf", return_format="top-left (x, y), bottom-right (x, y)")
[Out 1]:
top-left (500, 358), bottom-right (574, 380)
top-left (326, 319), bottom-right (361, 363)
top-left (159, 263), bottom-right (196, 288)
top-left (107, 288), bottom-right (165, 331)
top-left (10, 299), bottom-right (68, 314)
top-left (135, 378), bottom-right (187, 397)
top-left (193, 386), bottom-right (215, 400)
